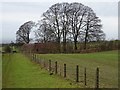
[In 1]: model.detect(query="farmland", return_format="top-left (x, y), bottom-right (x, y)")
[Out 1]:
top-left (2, 1), bottom-right (118, 89)
top-left (2, 50), bottom-right (118, 88)
top-left (0, 47), bottom-right (2, 52)
top-left (2, 53), bottom-right (80, 88)
top-left (0, 46), bottom-right (2, 89)
top-left (0, 53), bottom-right (2, 89)
top-left (37, 50), bottom-right (118, 88)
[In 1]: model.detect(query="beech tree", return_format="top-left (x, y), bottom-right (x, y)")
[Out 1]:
top-left (35, 2), bottom-right (105, 52)
top-left (35, 20), bottom-right (56, 43)
top-left (16, 21), bottom-right (35, 44)
top-left (68, 3), bottom-right (86, 50)
top-left (59, 2), bottom-right (70, 52)
top-left (81, 10), bottom-right (105, 49)
top-left (41, 3), bottom-right (62, 52)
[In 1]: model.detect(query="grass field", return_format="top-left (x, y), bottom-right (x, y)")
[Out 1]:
top-left (0, 53), bottom-right (2, 89)
top-left (0, 46), bottom-right (2, 89)
top-left (2, 53), bottom-right (81, 88)
top-left (0, 47), bottom-right (2, 52)
top-left (37, 50), bottom-right (118, 88)
top-left (2, 50), bottom-right (118, 88)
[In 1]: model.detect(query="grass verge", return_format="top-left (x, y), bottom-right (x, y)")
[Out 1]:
top-left (2, 53), bottom-right (81, 88)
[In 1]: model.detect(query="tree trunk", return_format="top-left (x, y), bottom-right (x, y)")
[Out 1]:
top-left (74, 41), bottom-right (77, 50)
top-left (62, 25), bottom-right (67, 53)
top-left (57, 37), bottom-right (61, 53)
top-left (27, 32), bottom-right (30, 44)
top-left (56, 15), bottom-right (61, 53)
top-left (74, 36), bottom-right (77, 50)
top-left (63, 39), bottom-right (66, 53)
top-left (84, 30), bottom-right (88, 50)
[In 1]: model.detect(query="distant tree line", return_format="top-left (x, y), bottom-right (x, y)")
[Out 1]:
top-left (21, 40), bottom-right (119, 54)
top-left (16, 2), bottom-right (117, 53)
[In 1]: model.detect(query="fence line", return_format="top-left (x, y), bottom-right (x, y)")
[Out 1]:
top-left (64, 64), bottom-right (66, 78)
top-left (49, 60), bottom-right (51, 72)
top-left (84, 67), bottom-right (87, 86)
top-left (95, 67), bottom-right (99, 89)
top-left (76, 65), bottom-right (79, 82)
top-left (29, 53), bottom-right (100, 88)
top-left (55, 61), bottom-right (57, 74)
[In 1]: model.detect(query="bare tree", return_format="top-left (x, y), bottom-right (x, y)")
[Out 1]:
top-left (68, 3), bottom-right (105, 50)
top-left (59, 2), bottom-right (70, 52)
top-left (68, 3), bottom-right (86, 50)
top-left (35, 2), bottom-right (105, 52)
top-left (16, 21), bottom-right (35, 44)
top-left (42, 3), bottom-right (62, 52)
top-left (35, 20), bottom-right (56, 43)
top-left (81, 10), bottom-right (105, 49)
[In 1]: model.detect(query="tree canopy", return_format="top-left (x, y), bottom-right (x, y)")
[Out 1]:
top-left (35, 2), bottom-right (105, 50)
top-left (16, 2), bottom-right (105, 52)
top-left (16, 21), bottom-right (35, 44)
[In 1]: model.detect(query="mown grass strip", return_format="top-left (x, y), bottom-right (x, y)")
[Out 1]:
top-left (2, 53), bottom-right (81, 88)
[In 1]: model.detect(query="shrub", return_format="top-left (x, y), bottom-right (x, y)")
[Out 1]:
top-left (4, 45), bottom-right (11, 53)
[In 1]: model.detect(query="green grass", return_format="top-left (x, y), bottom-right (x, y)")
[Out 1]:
top-left (2, 53), bottom-right (81, 88)
top-left (2, 50), bottom-right (118, 88)
top-left (0, 46), bottom-right (2, 89)
top-left (37, 50), bottom-right (118, 88)
top-left (0, 53), bottom-right (2, 89)
top-left (0, 47), bottom-right (2, 52)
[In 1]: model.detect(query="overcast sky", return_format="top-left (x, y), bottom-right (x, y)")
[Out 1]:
top-left (0, 0), bottom-right (118, 43)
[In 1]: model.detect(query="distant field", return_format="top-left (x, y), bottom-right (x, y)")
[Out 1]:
top-left (37, 50), bottom-right (118, 88)
top-left (2, 53), bottom-right (81, 88)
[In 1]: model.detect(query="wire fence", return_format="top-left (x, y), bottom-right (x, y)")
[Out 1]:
top-left (26, 53), bottom-right (102, 88)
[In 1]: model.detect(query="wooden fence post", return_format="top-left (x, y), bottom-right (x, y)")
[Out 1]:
top-left (64, 64), bottom-right (66, 78)
top-left (36, 55), bottom-right (38, 63)
top-left (36, 55), bottom-right (37, 62)
top-left (76, 65), bottom-right (79, 82)
top-left (44, 60), bottom-right (46, 68)
top-left (49, 60), bottom-right (51, 72)
top-left (60, 65), bottom-right (61, 76)
top-left (32, 53), bottom-right (34, 61)
top-left (84, 67), bottom-right (87, 86)
top-left (95, 67), bottom-right (99, 88)
top-left (37, 55), bottom-right (38, 63)
top-left (31, 54), bottom-right (33, 60)
top-left (33, 54), bottom-right (35, 61)
top-left (55, 61), bottom-right (57, 74)
top-left (39, 58), bottom-right (41, 65)
top-left (34, 55), bottom-right (36, 61)
top-left (9, 53), bottom-right (10, 60)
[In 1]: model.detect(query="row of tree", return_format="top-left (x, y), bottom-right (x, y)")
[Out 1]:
top-left (16, 2), bottom-right (105, 52)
